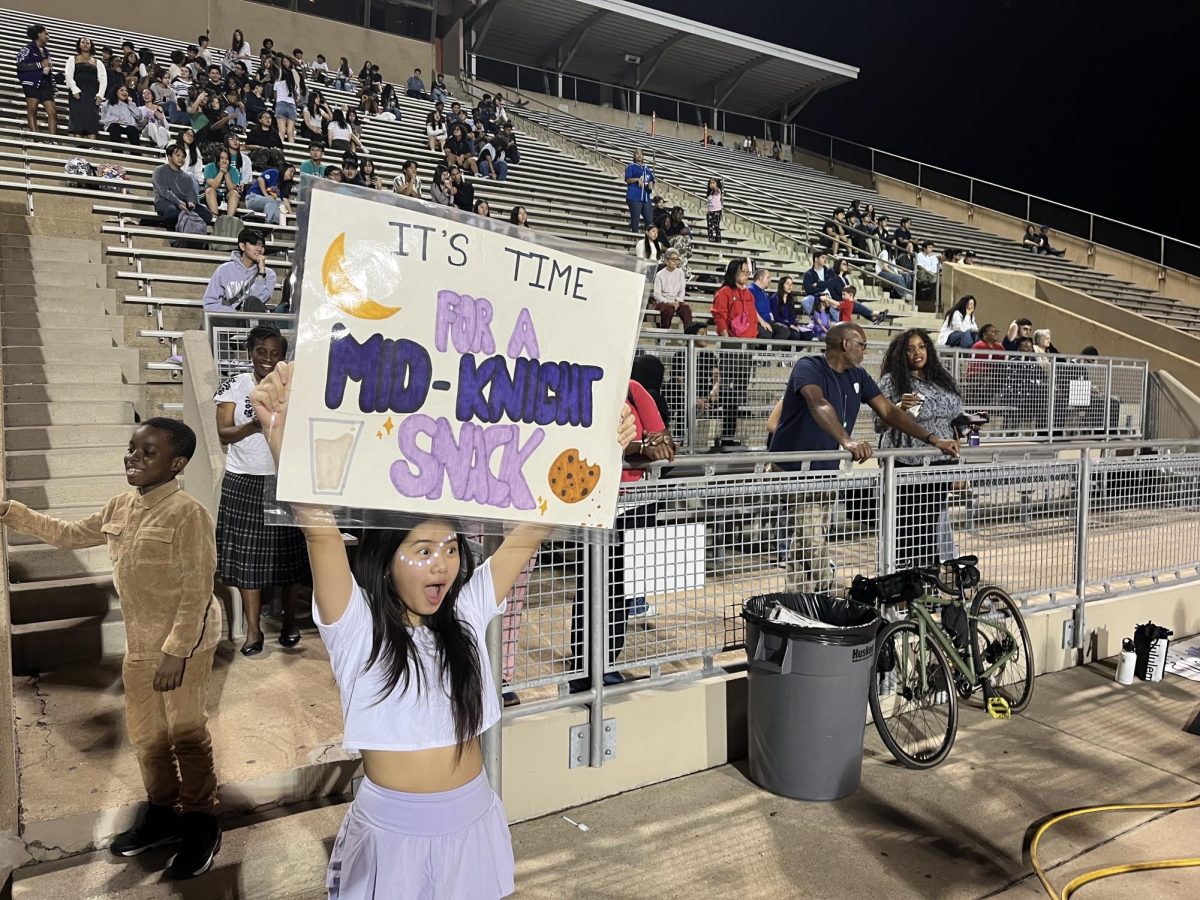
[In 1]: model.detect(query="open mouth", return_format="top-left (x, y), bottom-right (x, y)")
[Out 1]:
top-left (423, 583), bottom-right (445, 605)
top-left (125, 466), bottom-right (143, 477)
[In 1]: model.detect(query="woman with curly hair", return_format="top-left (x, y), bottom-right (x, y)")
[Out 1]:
top-left (876, 329), bottom-right (963, 569)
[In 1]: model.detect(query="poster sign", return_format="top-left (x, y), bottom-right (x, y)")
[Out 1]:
top-left (275, 181), bottom-right (649, 528)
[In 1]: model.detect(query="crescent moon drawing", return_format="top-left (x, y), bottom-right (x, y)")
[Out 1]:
top-left (321, 233), bottom-right (402, 320)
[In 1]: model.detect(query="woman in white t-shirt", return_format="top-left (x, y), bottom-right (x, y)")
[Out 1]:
top-left (247, 361), bottom-right (637, 899)
top-left (214, 326), bottom-right (309, 657)
top-left (937, 294), bottom-right (980, 348)
top-left (273, 56), bottom-right (302, 143)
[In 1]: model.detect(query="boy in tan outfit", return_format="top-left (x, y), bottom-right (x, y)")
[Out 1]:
top-left (0, 418), bottom-right (223, 879)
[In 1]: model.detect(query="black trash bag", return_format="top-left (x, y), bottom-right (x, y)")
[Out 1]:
top-left (1133, 621), bottom-right (1174, 681)
top-left (743, 593), bottom-right (879, 646)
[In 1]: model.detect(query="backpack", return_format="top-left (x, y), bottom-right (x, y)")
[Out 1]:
top-left (210, 214), bottom-right (244, 251)
top-left (64, 156), bottom-right (96, 189)
top-left (170, 209), bottom-right (208, 248)
top-left (97, 163), bottom-right (128, 193)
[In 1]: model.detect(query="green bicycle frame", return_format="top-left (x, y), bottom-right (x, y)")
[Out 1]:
top-left (903, 593), bottom-right (1018, 692)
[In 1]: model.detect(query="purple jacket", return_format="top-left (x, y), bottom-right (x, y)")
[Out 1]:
top-left (16, 41), bottom-right (49, 89)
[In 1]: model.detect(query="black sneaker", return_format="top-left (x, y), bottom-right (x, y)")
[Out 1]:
top-left (110, 803), bottom-right (181, 857)
top-left (166, 812), bottom-right (221, 880)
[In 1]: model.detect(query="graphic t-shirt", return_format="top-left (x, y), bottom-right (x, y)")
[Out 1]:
top-left (213, 373), bottom-right (275, 475)
top-left (771, 355), bottom-right (881, 471)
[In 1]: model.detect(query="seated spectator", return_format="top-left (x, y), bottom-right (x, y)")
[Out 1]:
top-left (443, 123), bottom-right (478, 174)
top-left (246, 109), bottom-right (282, 149)
top-left (1033, 328), bottom-right (1059, 354)
top-left (137, 88), bottom-right (172, 147)
top-left (1035, 225), bottom-right (1067, 257)
top-left (429, 165), bottom-right (455, 205)
top-left (392, 159), bottom-right (422, 198)
top-left (802, 251), bottom-right (830, 304)
top-left (222, 85), bottom-right (248, 131)
top-left (823, 256), bottom-right (853, 303)
top-left (448, 165), bottom-right (473, 210)
top-left (1002, 317), bottom-right (1033, 351)
top-left (809, 295), bottom-right (838, 341)
top-left (962, 322), bottom-right (1006, 399)
top-left (971, 323), bottom-right (1004, 356)
top-left (325, 166), bottom-right (344, 182)
top-left (509, 205), bottom-right (529, 228)
top-left (1007, 336), bottom-right (1048, 429)
top-left (937, 295), bottom-right (980, 347)
top-left (360, 158), bottom-right (382, 191)
top-left (636, 224), bottom-right (662, 261)
top-left (344, 108), bottom-right (368, 156)
top-left (153, 144), bottom-right (213, 229)
top-left (914, 240), bottom-right (940, 282)
top-left (243, 80), bottom-right (269, 125)
top-left (876, 243), bottom-right (912, 298)
top-left (477, 135), bottom-right (509, 180)
top-left (838, 285), bottom-right (887, 325)
top-left (340, 153), bottom-right (366, 187)
top-left (651, 248), bottom-right (693, 329)
top-left (749, 268), bottom-right (790, 340)
top-left (301, 91), bottom-right (331, 143)
top-left (202, 147), bottom-right (241, 216)
top-left (406, 67), bottom-right (428, 99)
top-left (828, 208), bottom-right (853, 255)
top-left (311, 53), bottom-right (329, 84)
top-left (1021, 224), bottom-right (1041, 252)
top-left (474, 199), bottom-right (491, 217)
top-left (101, 85), bottom-right (147, 145)
top-left (299, 141), bottom-right (325, 177)
top-left (244, 164), bottom-right (295, 225)
top-left (893, 216), bottom-right (913, 247)
top-left (446, 100), bottom-right (466, 127)
top-left (682, 321), bottom-right (721, 414)
top-left (331, 56), bottom-right (351, 91)
top-left (961, 249), bottom-right (978, 265)
top-left (178, 127), bottom-right (205, 185)
top-left (431, 73), bottom-right (451, 104)
top-left (203, 228), bottom-right (277, 312)
top-left (169, 64), bottom-right (193, 124)
top-left (772, 276), bottom-right (814, 341)
top-left (225, 129), bottom-right (255, 188)
top-left (425, 108), bottom-right (447, 152)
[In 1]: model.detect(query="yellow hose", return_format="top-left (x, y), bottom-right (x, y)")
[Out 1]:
top-left (1031, 799), bottom-right (1200, 899)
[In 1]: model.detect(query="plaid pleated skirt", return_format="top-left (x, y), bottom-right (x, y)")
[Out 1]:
top-left (215, 472), bottom-right (310, 589)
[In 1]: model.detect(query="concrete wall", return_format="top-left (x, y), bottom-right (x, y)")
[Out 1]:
top-left (180, 331), bottom-right (225, 521)
top-left (1147, 371), bottom-right (1200, 440)
top-left (8, 0), bottom-right (434, 77)
top-left (877, 175), bottom-right (1200, 309)
top-left (941, 264), bottom-right (1200, 395)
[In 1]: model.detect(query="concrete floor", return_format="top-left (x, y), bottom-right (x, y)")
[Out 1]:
top-left (13, 658), bottom-right (1200, 898)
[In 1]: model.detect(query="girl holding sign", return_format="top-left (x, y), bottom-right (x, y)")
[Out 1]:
top-left (251, 362), bottom-right (635, 899)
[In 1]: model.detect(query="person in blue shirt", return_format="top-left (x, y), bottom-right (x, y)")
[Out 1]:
top-left (405, 68), bottom-right (427, 99)
top-left (748, 267), bottom-right (790, 340)
top-left (624, 149), bottom-right (655, 233)
top-left (766, 322), bottom-right (958, 591)
top-left (244, 165), bottom-right (295, 225)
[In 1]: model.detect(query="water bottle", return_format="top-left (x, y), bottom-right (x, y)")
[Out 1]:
top-left (1115, 638), bottom-right (1137, 685)
top-left (968, 426), bottom-right (980, 448)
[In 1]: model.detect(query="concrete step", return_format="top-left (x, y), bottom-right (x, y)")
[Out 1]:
top-left (3, 346), bottom-right (139, 380)
top-left (12, 801), bottom-right (343, 899)
top-left (1, 327), bottom-right (116, 348)
top-left (1, 283), bottom-right (117, 301)
top-left (0, 312), bottom-right (116, 331)
top-left (10, 605), bottom-right (127, 673)
top-left (3, 363), bottom-right (127, 385)
top-left (0, 291), bottom-right (115, 316)
top-left (0, 259), bottom-right (108, 276)
top-left (0, 246), bottom-right (97, 265)
top-left (6, 447), bottom-right (126, 480)
top-left (4, 425), bottom-right (133, 452)
top-left (4, 382), bottom-right (142, 404)
top-left (4, 507), bottom-right (121, 545)
top-left (7, 574), bottom-right (119, 621)
top-left (7, 544), bottom-right (113, 582)
top-left (0, 267), bottom-right (108, 288)
top-left (3, 401), bottom-right (135, 427)
top-left (7, 475), bottom-right (132, 508)
top-left (0, 233), bottom-right (102, 254)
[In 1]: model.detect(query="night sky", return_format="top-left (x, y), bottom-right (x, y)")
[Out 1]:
top-left (627, 0), bottom-right (1195, 245)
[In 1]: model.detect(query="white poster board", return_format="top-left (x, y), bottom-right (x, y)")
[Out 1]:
top-left (275, 181), bottom-right (648, 529)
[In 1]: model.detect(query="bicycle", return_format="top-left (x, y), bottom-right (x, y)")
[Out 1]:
top-left (850, 555), bottom-right (1035, 769)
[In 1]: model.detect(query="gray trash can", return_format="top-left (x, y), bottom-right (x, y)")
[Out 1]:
top-left (742, 593), bottom-right (880, 801)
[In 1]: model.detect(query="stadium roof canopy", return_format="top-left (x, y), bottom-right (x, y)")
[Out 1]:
top-left (462, 0), bottom-right (858, 120)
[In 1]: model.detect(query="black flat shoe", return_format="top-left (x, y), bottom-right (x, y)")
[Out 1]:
top-left (240, 637), bottom-right (264, 656)
top-left (503, 691), bottom-right (520, 708)
top-left (279, 630), bottom-right (301, 648)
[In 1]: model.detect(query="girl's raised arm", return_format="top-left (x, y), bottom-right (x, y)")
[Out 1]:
top-left (251, 362), bottom-right (353, 624)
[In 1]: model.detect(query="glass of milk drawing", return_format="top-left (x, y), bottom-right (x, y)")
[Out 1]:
top-left (309, 418), bottom-right (363, 496)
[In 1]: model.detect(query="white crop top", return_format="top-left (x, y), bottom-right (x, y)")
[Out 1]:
top-left (314, 559), bottom-right (505, 752)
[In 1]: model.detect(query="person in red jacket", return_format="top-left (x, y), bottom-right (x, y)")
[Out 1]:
top-left (711, 257), bottom-right (757, 448)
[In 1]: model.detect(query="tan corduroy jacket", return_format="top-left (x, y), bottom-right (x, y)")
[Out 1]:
top-left (1, 480), bottom-right (222, 661)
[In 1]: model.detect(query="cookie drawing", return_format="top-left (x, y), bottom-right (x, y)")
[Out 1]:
top-left (548, 449), bottom-right (601, 504)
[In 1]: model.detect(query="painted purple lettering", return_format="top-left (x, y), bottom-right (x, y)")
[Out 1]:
top-left (497, 426), bottom-right (544, 510)
top-left (325, 327), bottom-right (382, 411)
top-left (432, 419), bottom-right (491, 505)
top-left (506, 307), bottom-right (541, 359)
top-left (534, 363), bottom-right (561, 425)
top-left (390, 414), bottom-right (442, 499)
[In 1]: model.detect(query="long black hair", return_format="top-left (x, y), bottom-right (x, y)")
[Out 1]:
top-left (631, 354), bottom-right (670, 425)
top-left (880, 328), bottom-right (959, 397)
top-left (351, 522), bottom-right (484, 756)
top-left (722, 256), bottom-right (749, 290)
top-left (943, 294), bottom-right (975, 326)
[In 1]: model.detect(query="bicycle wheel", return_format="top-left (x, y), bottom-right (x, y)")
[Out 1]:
top-left (970, 585), bottom-right (1035, 713)
top-left (868, 619), bottom-right (959, 769)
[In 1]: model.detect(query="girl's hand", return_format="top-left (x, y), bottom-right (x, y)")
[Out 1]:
top-left (617, 402), bottom-right (636, 450)
top-left (250, 361), bottom-right (292, 462)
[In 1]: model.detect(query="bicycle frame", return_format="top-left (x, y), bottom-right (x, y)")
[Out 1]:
top-left (903, 593), bottom-right (1018, 692)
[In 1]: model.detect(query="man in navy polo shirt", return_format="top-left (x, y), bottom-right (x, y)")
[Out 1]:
top-left (768, 322), bottom-right (958, 590)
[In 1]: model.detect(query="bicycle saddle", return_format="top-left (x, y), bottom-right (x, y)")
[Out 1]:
top-left (944, 554), bottom-right (978, 569)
